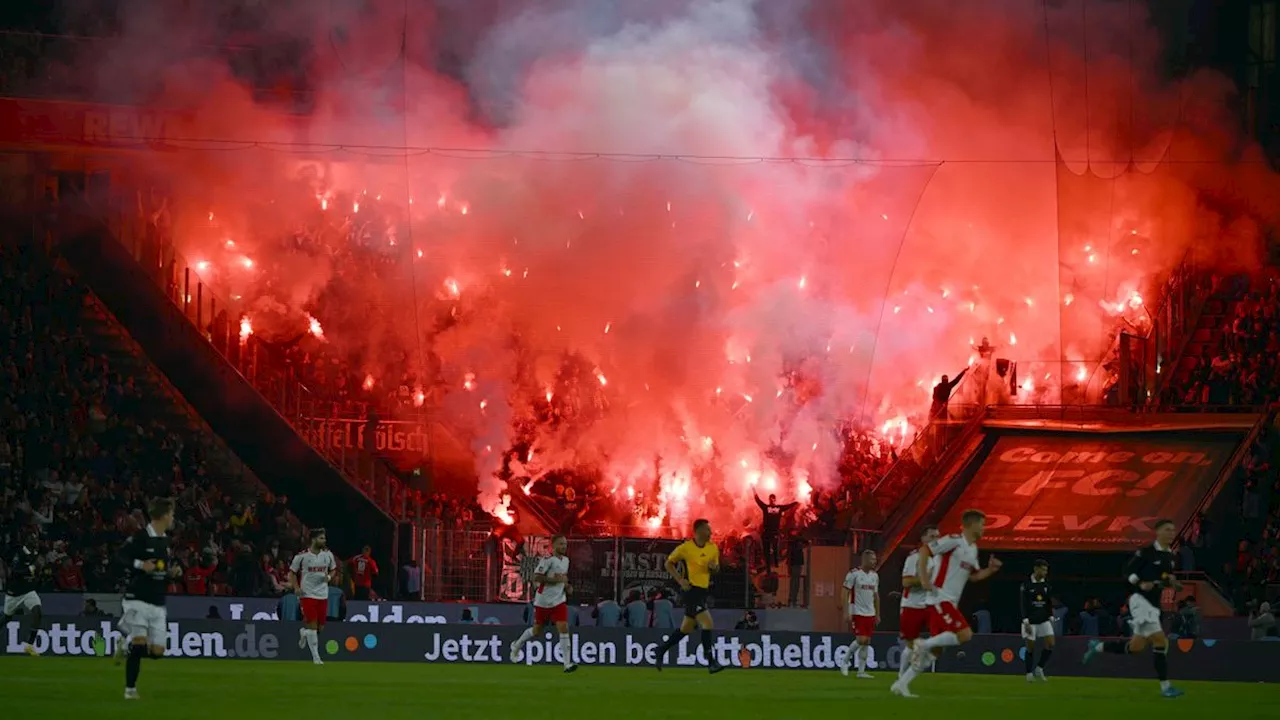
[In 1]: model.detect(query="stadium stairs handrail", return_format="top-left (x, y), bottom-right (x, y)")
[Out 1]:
top-left (90, 202), bottom-right (409, 520)
top-left (1142, 249), bottom-right (1215, 407)
top-left (1176, 407), bottom-right (1274, 546)
top-left (871, 407), bottom-right (989, 556)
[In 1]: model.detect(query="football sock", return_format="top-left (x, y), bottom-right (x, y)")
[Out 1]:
top-left (844, 640), bottom-right (859, 665)
top-left (658, 629), bottom-right (686, 656)
top-left (1038, 648), bottom-right (1053, 669)
top-left (898, 645), bottom-right (912, 678)
top-left (1025, 646), bottom-right (1035, 674)
top-left (305, 629), bottom-right (320, 661)
top-left (1153, 645), bottom-right (1169, 687)
top-left (700, 629), bottom-right (717, 665)
top-left (1102, 640), bottom-right (1131, 654)
top-left (900, 663), bottom-right (921, 686)
top-left (559, 634), bottom-right (573, 668)
top-left (512, 627), bottom-right (535, 652)
top-left (125, 644), bottom-right (145, 689)
top-left (920, 631), bottom-right (959, 651)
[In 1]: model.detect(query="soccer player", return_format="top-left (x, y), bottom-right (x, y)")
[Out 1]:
top-left (1021, 559), bottom-right (1055, 682)
top-left (892, 509), bottom-right (1001, 698)
top-left (291, 529), bottom-right (337, 665)
top-left (4, 536), bottom-right (43, 656)
top-left (839, 549), bottom-right (879, 678)
top-left (116, 499), bottom-right (179, 700)
top-left (897, 525), bottom-right (940, 680)
top-left (655, 519), bottom-right (725, 673)
top-left (1082, 518), bottom-right (1185, 698)
top-left (509, 534), bottom-right (578, 673)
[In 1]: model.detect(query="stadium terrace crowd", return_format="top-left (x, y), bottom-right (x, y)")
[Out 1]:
top-left (1174, 273), bottom-right (1280, 407)
top-left (0, 241), bottom-right (316, 599)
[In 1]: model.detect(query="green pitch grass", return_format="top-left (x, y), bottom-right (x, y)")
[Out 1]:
top-left (1, 658), bottom-right (1276, 719)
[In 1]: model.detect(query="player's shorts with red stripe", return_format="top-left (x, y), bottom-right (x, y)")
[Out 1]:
top-left (928, 601), bottom-right (969, 635)
top-left (534, 603), bottom-right (568, 626)
top-left (899, 607), bottom-right (930, 640)
top-left (850, 614), bottom-right (876, 637)
top-left (301, 597), bottom-right (328, 626)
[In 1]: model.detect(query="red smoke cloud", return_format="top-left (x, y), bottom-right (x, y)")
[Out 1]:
top-left (63, 0), bottom-right (1276, 530)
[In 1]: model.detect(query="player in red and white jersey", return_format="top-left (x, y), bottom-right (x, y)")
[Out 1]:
top-left (892, 510), bottom-right (1001, 698)
top-left (509, 535), bottom-right (578, 673)
top-left (290, 529), bottom-right (337, 665)
top-left (897, 525), bottom-right (941, 681)
top-left (839, 549), bottom-right (880, 678)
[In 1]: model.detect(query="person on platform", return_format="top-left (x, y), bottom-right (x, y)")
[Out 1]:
top-left (930, 368), bottom-right (969, 418)
top-left (754, 493), bottom-right (798, 570)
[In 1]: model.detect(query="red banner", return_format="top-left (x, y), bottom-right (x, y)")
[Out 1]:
top-left (939, 433), bottom-right (1239, 550)
top-left (0, 97), bottom-right (194, 147)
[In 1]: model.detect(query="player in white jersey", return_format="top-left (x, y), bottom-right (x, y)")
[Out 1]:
top-left (290, 529), bottom-right (337, 665)
top-left (839, 549), bottom-right (880, 678)
top-left (892, 510), bottom-right (1001, 698)
top-left (509, 535), bottom-right (578, 673)
top-left (897, 525), bottom-right (941, 680)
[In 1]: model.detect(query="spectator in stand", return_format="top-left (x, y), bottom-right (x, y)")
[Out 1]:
top-left (623, 591), bottom-right (647, 628)
top-left (593, 596), bottom-right (621, 628)
top-left (349, 546), bottom-right (379, 600)
top-left (53, 557), bottom-right (84, 591)
top-left (650, 590), bottom-right (676, 629)
top-left (0, 243), bottom-right (307, 602)
top-left (1250, 602), bottom-right (1276, 640)
top-left (400, 559), bottom-right (422, 600)
top-left (786, 533), bottom-right (807, 607)
top-left (184, 554), bottom-right (217, 596)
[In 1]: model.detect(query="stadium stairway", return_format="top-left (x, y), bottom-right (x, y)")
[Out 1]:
top-left (1167, 283), bottom-right (1235, 397)
top-left (57, 217), bottom-right (397, 563)
top-left (869, 417), bottom-right (996, 621)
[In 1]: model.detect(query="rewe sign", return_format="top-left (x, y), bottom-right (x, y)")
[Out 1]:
top-left (940, 432), bottom-right (1238, 550)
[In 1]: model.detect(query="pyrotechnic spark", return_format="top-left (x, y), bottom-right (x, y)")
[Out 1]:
top-left (240, 257), bottom-right (254, 269)
top-left (195, 260), bottom-right (210, 273)
top-left (444, 278), bottom-right (461, 297)
top-left (238, 317), bottom-right (252, 342)
top-left (362, 374), bottom-right (375, 391)
top-left (463, 373), bottom-right (476, 391)
top-left (307, 314), bottom-right (324, 340)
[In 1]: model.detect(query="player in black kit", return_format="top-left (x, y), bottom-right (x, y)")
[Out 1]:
top-left (1082, 519), bottom-right (1184, 698)
top-left (1019, 559), bottom-right (1054, 682)
top-left (115, 498), bottom-right (180, 701)
top-left (4, 536), bottom-right (44, 656)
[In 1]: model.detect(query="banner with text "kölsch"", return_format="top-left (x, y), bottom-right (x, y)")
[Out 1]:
top-left (939, 432), bottom-right (1239, 550)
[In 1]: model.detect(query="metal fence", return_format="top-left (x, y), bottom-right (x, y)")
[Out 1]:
top-left (418, 523), bottom-right (848, 611)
